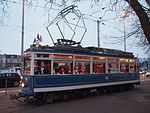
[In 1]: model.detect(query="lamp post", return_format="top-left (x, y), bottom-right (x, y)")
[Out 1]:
top-left (21, 0), bottom-right (25, 75)
top-left (120, 10), bottom-right (131, 52)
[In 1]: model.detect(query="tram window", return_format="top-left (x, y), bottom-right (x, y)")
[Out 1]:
top-left (34, 60), bottom-right (51, 75)
top-left (37, 54), bottom-right (49, 58)
top-left (129, 59), bottom-right (136, 63)
top-left (93, 57), bottom-right (106, 61)
top-left (120, 64), bottom-right (129, 73)
top-left (75, 62), bottom-right (90, 74)
top-left (108, 63), bottom-right (118, 73)
top-left (108, 58), bottom-right (118, 62)
top-left (75, 56), bottom-right (90, 60)
top-left (120, 59), bottom-right (129, 62)
top-left (53, 61), bottom-right (73, 75)
top-left (53, 54), bottom-right (73, 59)
top-left (24, 59), bottom-right (31, 71)
top-left (130, 64), bottom-right (136, 73)
top-left (93, 63), bottom-right (105, 74)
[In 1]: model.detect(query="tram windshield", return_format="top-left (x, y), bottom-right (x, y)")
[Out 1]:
top-left (24, 55), bottom-right (31, 75)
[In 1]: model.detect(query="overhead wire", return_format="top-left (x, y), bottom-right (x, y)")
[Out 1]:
top-left (83, 13), bottom-right (122, 33)
top-left (2, 0), bottom-right (60, 10)
top-left (1, 0), bottom-right (126, 41)
top-left (1, 0), bottom-right (55, 33)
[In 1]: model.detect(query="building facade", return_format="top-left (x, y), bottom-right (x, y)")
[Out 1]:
top-left (0, 54), bottom-right (21, 69)
top-left (139, 58), bottom-right (150, 71)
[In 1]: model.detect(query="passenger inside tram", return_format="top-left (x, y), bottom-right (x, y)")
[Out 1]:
top-left (53, 62), bottom-right (72, 75)
top-left (34, 60), bottom-right (51, 75)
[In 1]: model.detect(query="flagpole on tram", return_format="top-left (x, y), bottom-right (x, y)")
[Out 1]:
top-left (21, 0), bottom-right (25, 75)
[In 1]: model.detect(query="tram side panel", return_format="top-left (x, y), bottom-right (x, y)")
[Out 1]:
top-left (19, 73), bottom-right (140, 97)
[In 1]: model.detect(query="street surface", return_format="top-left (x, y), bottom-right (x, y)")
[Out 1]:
top-left (0, 80), bottom-right (150, 113)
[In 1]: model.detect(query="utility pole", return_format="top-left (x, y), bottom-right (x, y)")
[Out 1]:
top-left (21, 0), bottom-right (25, 75)
top-left (62, 0), bottom-right (66, 36)
top-left (97, 20), bottom-right (100, 48)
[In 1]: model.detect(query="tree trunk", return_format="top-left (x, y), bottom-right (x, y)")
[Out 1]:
top-left (146, 0), bottom-right (150, 7)
top-left (125, 0), bottom-right (150, 44)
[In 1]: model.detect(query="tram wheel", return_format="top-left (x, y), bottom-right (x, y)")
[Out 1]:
top-left (45, 93), bottom-right (54, 104)
top-left (63, 93), bottom-right (69, 101)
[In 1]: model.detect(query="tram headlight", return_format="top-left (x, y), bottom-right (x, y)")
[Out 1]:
top-left (21, 82), bottom-right (25, 88)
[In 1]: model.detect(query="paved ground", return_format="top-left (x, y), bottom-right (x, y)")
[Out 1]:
top-left (0, 79), bottom-right (150, 113)
top-left (140, 74), bottom-right (150, 81)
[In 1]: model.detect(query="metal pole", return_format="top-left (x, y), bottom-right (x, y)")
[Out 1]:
top-left (21, 0), bottom-right (25, 75)
top-left (123, 19), bottom-right (126, 52)
top-left (97, 20), bottom-right (100, 48)
top-left (62, 0), bottom-right (66, 36)
top-left (5, 75), bottom-right (7, 95)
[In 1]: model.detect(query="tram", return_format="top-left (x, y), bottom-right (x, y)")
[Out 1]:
top-left (18, 39), bottom-right (140, 103)
top-left (17, 5), bottom-right (140, 103)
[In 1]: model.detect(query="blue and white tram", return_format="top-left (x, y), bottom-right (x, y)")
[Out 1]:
top-left (19, 41), bottom-right (140, 102)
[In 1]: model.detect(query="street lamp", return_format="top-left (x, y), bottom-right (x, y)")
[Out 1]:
top-left (120, 10), bottom-right (131, 52)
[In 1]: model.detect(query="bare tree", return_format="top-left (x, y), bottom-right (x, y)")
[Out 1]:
top-left (125, 0), bottom-right (150, 44)
top-left (0, 0), bottom-right (150, 49)
top-left (108, 0), bottom-right (150, 52)
top-left (0, 0), bottom-right (9, 24)
top-left (146, 0), bottom-right (150, 6)
top-left (77, 0), bottom-right (150, 51)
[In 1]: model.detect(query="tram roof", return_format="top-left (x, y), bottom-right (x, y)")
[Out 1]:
top-left (25, 44), bottom-right (135, 59)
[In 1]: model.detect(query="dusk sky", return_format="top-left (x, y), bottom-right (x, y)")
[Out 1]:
top-left (0, 0), bottom-right (149, 58)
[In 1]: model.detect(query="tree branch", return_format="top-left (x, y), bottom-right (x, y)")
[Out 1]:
top-left (125, 0), bottom-right (150, 44)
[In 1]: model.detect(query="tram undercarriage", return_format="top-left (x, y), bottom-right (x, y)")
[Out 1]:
top-left (11, 82), bottom-right (138, 105)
